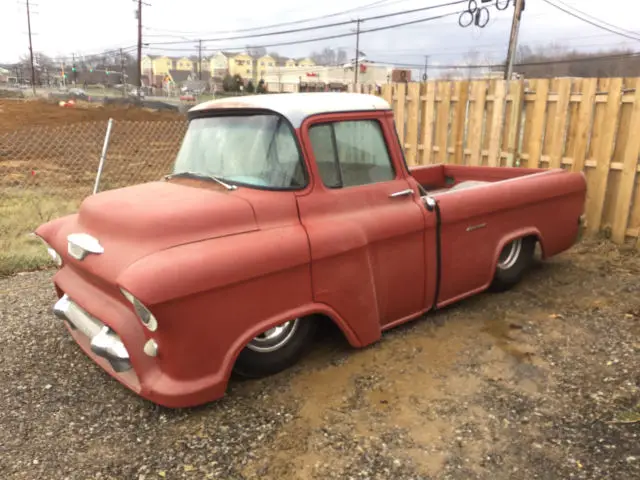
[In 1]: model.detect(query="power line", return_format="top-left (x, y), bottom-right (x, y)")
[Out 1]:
top-left (541, 0), bottom-right (640, 43)
top-left (144, 1), bottom-right (468, 46)
top-left (378, 50), bottom-right (640, 70)
top-left (551, 0), bottom-right (640, 38)
top-left (143, 6), bottom-right (478, 53)
top-left (142, 0), bottom-right (411, 37)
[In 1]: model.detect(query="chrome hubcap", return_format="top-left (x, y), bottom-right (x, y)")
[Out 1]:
top-left (247, 319), bottom-right (300, 353)
top-left (497, 238), bottom-right (522, 270)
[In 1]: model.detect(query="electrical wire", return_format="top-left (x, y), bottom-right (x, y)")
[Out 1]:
top-left (143, 1), bottom-right (468, 46)
top-left (144, 9), bottom-right (466, 52)
top-left (377, 50), bottom-right (640, 70)
top-left (550, 0), bottom-right (640, 38)
top-left (142, 0), bottom-right (412, 36)
top-left (540, 0), bottom-right (640, 43)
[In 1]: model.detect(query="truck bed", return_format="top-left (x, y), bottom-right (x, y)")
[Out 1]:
top-left (409, 163), bottom-right (550, 195)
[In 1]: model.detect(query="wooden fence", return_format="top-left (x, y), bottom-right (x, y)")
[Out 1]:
top-left (357, 78), bottom-right (640, 247)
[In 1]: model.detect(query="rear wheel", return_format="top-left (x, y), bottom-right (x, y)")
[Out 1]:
top-left (233, 318), bottom-right (317, 378)
top-left (489, 236), bottom-right (537, 292)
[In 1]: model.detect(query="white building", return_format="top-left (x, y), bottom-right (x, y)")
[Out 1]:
top-left (262, 61), bottom-right (393, 93)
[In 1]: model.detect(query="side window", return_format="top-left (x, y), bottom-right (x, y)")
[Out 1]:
top-left (308, 120), bottom-right (395, 188)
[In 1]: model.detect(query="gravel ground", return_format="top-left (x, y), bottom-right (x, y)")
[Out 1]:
top-left (1, 238), bottom-right (639, 480)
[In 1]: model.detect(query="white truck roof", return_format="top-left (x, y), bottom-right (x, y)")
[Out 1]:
top-left (189, 92), bottom-right (391, 128)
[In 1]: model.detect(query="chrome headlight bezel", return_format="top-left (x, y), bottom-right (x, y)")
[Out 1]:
top-left (119, 288), bottom-right (158, 332)
top-left (35, 234), bottom-right (62, 267)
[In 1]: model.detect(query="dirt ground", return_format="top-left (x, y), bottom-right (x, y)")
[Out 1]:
top-left (0, 98), bottom-right (184, 134)
top-left (0, 238), bottom-right (639, 480)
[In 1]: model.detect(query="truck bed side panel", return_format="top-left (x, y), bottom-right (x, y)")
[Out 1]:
top-left (432, 170), bottom-right (586, 306)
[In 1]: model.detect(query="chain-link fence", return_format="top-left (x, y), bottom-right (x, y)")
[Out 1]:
top-left (0, 118), bottom-right (187, 276)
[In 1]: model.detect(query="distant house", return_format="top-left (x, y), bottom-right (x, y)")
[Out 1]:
top-left (0, 66), bottom-right (16, 84)
top-left (175, 57), bottom-right (193, 71)
top-left (142, 55), bottom-right (175, 86)
top-left (209, 51), bottom-right (236, 79)
top-left (296, 58), bottom-right (316, 68)
top-left (256, 55), bottom-right (276, 80)
top-left (229, 52), bottom-right (254, 81)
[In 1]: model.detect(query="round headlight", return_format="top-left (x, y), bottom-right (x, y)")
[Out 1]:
top-left (120, 288), bottom-right (158, 331)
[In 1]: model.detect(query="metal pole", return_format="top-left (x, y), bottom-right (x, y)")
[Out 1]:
top-left (423, 55), bottom-right (429, 82)
top-left (121, 48), bottom-right (126, 97)
top-left (26, 0), bottom-right (37, 96)
top-left (198, 39), bottom-right (203, 81)
top-left (504, 0), bottom-right (525, 80)
top-left (354, 19), bottom-right (362, 88)
top-left (137, 0), bottom-right (143, 100)
top-left (93, 118), bottom-right (114, 195)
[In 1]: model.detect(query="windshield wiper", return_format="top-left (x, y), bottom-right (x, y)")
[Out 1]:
top-left (164, 171), bottom-right (237, 190)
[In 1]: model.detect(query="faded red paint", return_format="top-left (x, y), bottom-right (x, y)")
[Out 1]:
top-left (35, 105), bottom-right (587, 408)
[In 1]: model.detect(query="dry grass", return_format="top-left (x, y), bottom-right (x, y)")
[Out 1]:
top-left (0, 189), bottom-right (84, 277)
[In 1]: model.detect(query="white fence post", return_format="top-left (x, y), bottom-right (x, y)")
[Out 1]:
top-left (93, 118), bottom-right (114, 194)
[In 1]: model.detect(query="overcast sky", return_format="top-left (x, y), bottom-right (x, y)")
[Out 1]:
top-left (2, 0), bottom-right (639, 70)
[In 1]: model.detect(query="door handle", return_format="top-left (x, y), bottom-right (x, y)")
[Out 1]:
top-left (389, 189), bottom-right (414, 198)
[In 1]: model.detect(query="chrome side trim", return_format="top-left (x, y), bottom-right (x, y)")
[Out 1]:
top-left (67, 233), bottom-right (104, 261)
top-left (466, 223), bottom-right (487, 232)
top-left (53, 294), bottom-right (131, 372)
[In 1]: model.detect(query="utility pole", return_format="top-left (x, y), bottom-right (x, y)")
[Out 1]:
top-left (504, 0), bottom-right (525, 80)
top-left (120, 48), bottom-right (127, 97)
top-left (25, 0), bottom-right (37, 95)
top-left (354, 19), bottom-right (362, 88)
top-left (72, 52), bottom-right (77, 85)
top-left (198, 39), bottom-right (203, 81)
top-left (135, 0), bottom-right (149, 100)
top-left (423, 55), bottom-right (429, 82)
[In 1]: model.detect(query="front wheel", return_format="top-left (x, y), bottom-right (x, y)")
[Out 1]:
top-left (233, 318), bottom-right (317, 378)
top-left (489, 236), bottom-right (537, 292)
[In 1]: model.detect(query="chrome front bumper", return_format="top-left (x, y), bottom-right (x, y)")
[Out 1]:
top-left (53, 294), bottom-right (132, 373)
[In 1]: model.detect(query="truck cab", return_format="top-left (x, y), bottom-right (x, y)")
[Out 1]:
top-left (35, 93), bottom-right (587, 408)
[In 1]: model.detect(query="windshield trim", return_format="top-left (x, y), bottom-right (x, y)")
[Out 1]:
top-left (184, 107), bottom-right (309, 192)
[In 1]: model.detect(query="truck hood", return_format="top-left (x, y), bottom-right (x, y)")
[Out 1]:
top-left (39, 181), bottom-right (257, 284)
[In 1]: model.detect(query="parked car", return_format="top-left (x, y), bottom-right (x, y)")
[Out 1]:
top-left (35, 93), bottom-right (587, 408)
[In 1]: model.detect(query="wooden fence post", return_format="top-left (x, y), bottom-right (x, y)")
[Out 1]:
top-left (451, 80), bottom-right (469, 165)
top-left (405, 83), bottom-right (420, 166)
top-left (467, 80), bottom-right (487, 166)
top-left (435, 81), bottom-right (451, 164)
top-left (394, 82), bottom-right (406, 151)
top-left (586, 77), bottom-right (623, 235)
top-left (548, 77), bottom-right (572, 169)
top-left (419, 81), bottom-right (436, 165)
top-left (611, 80), bottom-right (640, 243)
top-left (505, 79), bottom-right (524, 167)
top-left (487, 80), bottom-right (506, 167)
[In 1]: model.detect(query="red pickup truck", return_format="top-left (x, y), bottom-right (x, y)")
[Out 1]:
top-left (35, 92), bottom-right (587, 408)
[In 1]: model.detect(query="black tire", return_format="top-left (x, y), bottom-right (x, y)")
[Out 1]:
top-left (233, 318), bottom-right (317, 378)
top-left (489, 236), bottom-right (537, 292)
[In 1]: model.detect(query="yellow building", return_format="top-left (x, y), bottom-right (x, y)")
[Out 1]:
top-left (175, 57), bottom-right (193, 71)
top-left (229, 52), bottom-right (254, 81)
top-left (256, 55), bottom-right (276, 80)
top-left (141, 55), bottom-right (174, 86)
top-left (284, 59), bottom-right (297, 68)
top-left (297, 58), bottom-right (316, 68)
top-left (209, 51), bottom-right (235, 78)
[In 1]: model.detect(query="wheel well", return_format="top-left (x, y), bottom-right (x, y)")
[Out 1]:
top-left (305, 312), bottom-right (360, 348)
top-left (523, 233), bottom-right (544, 258)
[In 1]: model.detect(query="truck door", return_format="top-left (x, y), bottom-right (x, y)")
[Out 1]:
top-left (296, 113), bottom-right (427, 335)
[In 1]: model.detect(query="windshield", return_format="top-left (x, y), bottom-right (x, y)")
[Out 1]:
top-left (172, 113), bottom-right (306, 189)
